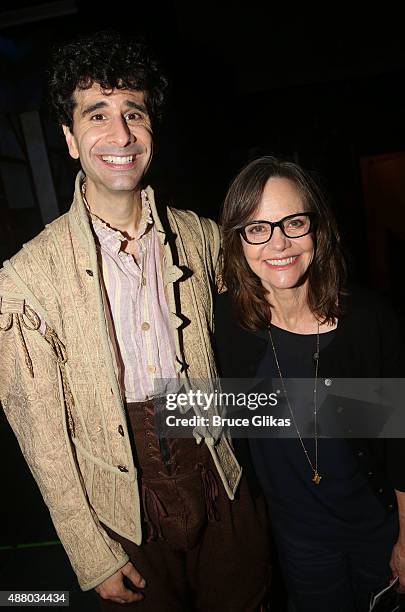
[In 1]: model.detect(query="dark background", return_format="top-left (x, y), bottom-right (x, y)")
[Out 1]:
top-left (1, 2), bottom-right (405, 609)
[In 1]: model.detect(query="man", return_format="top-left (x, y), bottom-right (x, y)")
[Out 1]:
top-left (0, 31), bottom-right (269, 610)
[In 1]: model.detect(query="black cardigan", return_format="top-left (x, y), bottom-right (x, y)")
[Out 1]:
top-left (214, 287), bottom-right (405, 510)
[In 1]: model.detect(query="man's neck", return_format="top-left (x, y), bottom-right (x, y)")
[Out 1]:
top-left (85, 182), bottom-right (143, 239)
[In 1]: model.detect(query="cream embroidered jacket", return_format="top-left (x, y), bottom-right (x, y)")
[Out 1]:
top-left (0, 172), bottom-right (241, 591)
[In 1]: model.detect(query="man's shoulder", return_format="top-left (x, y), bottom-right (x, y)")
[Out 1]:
top-left (167, 206), bottom-right (218, 231)
top-left (5, 213), bottom-right (69, 266)
top-left (0, 213), bottom-right (70, 294)
top-left (167, 206), bottom-right (219, 241)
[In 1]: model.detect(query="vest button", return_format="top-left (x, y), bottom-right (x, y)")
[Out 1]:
top-left (118, 465), bottom-right (128, 472)
top-left (85, 269), bottom-right (93, 276)
top-left (118, 425), bottom-right (124, 436)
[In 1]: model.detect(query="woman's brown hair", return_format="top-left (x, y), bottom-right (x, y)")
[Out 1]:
top-left (220, 156), bottom-right (347, 330)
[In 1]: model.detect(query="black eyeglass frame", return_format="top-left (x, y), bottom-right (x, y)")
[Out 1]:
top-left (238, 212), bottom-right (317, 245)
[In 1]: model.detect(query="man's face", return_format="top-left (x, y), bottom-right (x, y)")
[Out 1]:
top-left (63, 83), bottom-right (153, 199)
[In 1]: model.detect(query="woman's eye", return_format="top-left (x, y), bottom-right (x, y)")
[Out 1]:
top-left (248, 225), bottom-right (266, 234)
top-left (287, 218), bottom-right (304, 229)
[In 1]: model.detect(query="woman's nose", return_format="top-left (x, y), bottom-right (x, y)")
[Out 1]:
top-left (267, 226), bottom-right (291, 251)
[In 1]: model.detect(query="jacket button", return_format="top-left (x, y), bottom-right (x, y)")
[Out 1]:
top-left (86, 269), bottom-right (93, 276)
top-left (388, 504), bottom-right (393, 510)
top-left (378, 488), bottom-right (383, 494)
top-left (118, 425), bottom-right (124, 436)
top-left (368, 471), bottom-right (373, 476)
top-left (118, 465), bottom-right (128, 472)
top-left (324, 378), bottom-right (332, 387)
top-left (358, 451), bottom-right (364, 457)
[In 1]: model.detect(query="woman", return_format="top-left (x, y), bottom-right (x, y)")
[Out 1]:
top-left (215, 156), bottom-right (405, 612)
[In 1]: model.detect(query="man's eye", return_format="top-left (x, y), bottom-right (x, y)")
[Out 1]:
top-left (125, 112), bottom-right (141, 122)
top-left (91, 114), bottom-right (105, 121)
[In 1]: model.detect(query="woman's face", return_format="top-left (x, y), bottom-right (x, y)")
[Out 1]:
top-left (241, 177), bottom-right (315, 294)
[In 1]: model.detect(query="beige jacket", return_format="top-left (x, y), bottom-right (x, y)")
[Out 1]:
top-left (0, 173), bottom-right (241, 591)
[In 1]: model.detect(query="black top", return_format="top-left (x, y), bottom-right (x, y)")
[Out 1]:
top-left (214, 287), bottom-right (405, 510)
top-left (252, 323), bottom-right (389, 539)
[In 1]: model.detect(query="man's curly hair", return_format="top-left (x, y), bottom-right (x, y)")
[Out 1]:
top-left (49, 30), bottom-right (168, 129)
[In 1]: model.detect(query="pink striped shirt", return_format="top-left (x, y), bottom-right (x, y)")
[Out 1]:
top-left (89, 190), bottom-right (178, 402)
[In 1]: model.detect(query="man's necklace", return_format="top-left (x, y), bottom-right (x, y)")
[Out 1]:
top-left (268, 322), bottom-right (322, 485)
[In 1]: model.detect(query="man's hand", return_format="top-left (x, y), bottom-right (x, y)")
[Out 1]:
top-left (390, 540), bottom-right (405, 592)
top-left (95, 561), bottom-right (146, 604)
top-left (392, 489), bottom-right (405, 593)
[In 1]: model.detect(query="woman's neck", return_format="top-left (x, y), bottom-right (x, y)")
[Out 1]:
top-left (266, 286), bottom-right (337, 334)
top-left (267, 286), bottom-right (317, 334)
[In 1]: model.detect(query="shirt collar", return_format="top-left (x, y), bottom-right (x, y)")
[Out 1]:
top-left (81, 179), bottom-right (153, 255)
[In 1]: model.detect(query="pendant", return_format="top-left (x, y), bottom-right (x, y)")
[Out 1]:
top-left (312, 471), bottom-right (322, 485)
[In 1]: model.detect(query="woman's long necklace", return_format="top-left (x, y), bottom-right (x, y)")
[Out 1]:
top-left (268, 322), bottom-right (322, 484)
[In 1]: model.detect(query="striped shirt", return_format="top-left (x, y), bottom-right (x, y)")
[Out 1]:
top-left (89, 190), bottom-right (178, 402)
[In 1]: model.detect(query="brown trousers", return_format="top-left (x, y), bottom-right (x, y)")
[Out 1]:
top-left (99, 400), bottom-right (271, 611)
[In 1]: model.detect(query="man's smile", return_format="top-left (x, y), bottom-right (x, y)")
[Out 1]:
top-left (96, 153), bottom-right (139, 169)
top-left (101, 154), bottom-right (135, 164)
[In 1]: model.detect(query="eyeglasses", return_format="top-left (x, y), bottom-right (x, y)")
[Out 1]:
top-left (239, 212), bottom-right (316, 245)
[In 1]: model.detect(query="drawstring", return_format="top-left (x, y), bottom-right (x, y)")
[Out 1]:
top-left (0, 304), bottom-right (41, 378)
top-left (15, 315), bottom-right (35, 377)
top-left (44, 326), bottom-right (67, 364)
top-left (44, 326), bottom-right (75, 435)
top-left (200, 464), bottom-right (220, 522)
top-left (142, 483), bottom-right (168, 542)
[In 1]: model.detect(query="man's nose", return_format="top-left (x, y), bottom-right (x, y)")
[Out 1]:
top-left (107, 116), bottom-right (134, 147)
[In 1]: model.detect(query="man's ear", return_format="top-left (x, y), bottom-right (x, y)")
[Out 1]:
top-left (62, 125), bottom-right (79, 160)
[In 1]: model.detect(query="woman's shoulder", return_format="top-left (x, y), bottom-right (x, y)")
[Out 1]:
top-left (215, 290), bottom-right (237, 323)
top-left (339, 284), bottom-right (403, 351)
top-left (215, 290), bottom-right (231, 306)
top-left (214, 291), bottom-right (268, 377)
top-left (341, 284), bottom-right (400, 320)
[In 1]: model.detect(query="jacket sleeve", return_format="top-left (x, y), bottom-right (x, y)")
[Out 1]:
top-left (196, 216), bottom-right (223, 293)
top-left (210, 220), bottom-right (225, 293)
top-left (0, 277), bottom-right (129, 591)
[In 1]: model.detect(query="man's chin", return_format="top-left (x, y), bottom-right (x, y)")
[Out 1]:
top-left (89, 177), bottom-right (144, 195)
